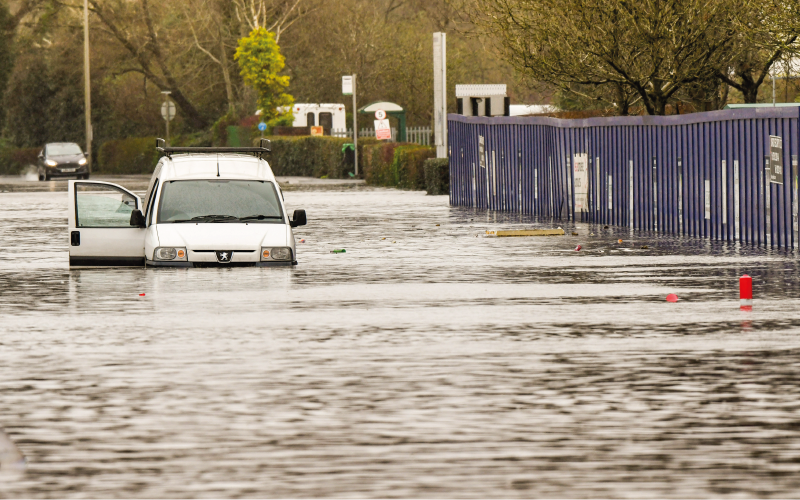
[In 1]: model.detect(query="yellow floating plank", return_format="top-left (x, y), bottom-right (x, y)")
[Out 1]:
top-left (486, 229), bottom-right (565, 237)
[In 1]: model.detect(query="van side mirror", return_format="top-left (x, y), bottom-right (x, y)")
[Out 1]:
top-left (290, 209), bottom-right (306, 227)
top-left (130, 209), bottom-right (146, 228)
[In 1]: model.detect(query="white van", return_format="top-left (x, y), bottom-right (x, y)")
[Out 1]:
top-left (67, 140), bottom-right (306, 268)
top-left (291, 103), bottom-right (347, 130)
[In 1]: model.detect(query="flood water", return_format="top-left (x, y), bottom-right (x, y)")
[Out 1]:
top-left (2, 181), bottom-right (800, 497)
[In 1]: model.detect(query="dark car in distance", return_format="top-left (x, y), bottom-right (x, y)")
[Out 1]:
top-left (37, 143), bottom-right (89, 181)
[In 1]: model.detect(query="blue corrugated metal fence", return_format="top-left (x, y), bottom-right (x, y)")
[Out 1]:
top-left (448, 107), bottom-right (800, 248)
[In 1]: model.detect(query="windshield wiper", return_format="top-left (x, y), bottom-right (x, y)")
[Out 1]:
top-left (239, 214), bottom-right (282, 221)
top-left (169, 214), bottom-right (240, 223)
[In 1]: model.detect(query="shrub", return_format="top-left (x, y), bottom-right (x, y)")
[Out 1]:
top-left (393, 145), bottom-right (435, 189)
top-left (362, 143), bottom-right (435, 189)
top-left (97, 137), bottom-right (158, 174)
top-left (424, 158), bottom-right (449, 195)
top-left (0, 147), bottom-right (39, 175)
top-left (260, 135), bottom-right (379, 178)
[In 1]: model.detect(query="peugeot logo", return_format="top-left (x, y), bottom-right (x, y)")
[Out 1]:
top-left (215, 251), bottom-right (233, 263)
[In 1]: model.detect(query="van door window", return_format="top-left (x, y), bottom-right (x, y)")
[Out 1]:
top-left (75, 183), bottom-right (137, 228)
top-left (307, 112), bottom-right (315, 126)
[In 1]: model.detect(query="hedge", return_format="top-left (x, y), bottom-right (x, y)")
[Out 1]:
top-left (97, 137), bottom-right (159, 174)
top-left (260, 135), bottom-right (379, 178)
top-left (0, 147), bottom-right (39, 175)
top-left (424, 158), bottom-right (449, 195)
top-left (361, 143), bottom-right (435, 189)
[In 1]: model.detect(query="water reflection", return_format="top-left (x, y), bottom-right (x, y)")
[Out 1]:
top-left (1, 189), bottom-right (800, 497)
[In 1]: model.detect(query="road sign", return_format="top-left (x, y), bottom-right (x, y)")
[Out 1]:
top-left (258, 122), bottom-right (267, 132)
top-left (374, 119), bottom-right (391, 140)
top-left (342, 76), bottom-right (353, 95)
top-left (375, 109), bottom-right (386, 120)
top-left (770, 135), bottom-right (783, 184)
top-left (310, 126), bottom-right (323, 136)
top-left (161, 101), bottom-right (176, 121)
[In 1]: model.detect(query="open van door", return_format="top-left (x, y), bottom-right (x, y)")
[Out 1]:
top-left (68, 181), bottom-right (146, 267)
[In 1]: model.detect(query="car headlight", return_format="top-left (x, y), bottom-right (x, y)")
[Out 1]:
top-left (154, 247), bottom-right (187, 261)
top-left (261, 247), bottom-right (292, 261)
top-left (78, 158), bottom-right (87, 165)
top-left (45, 159), bottom-right (57, 167)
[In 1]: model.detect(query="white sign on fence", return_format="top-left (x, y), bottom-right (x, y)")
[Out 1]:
top-left (573, 153), bottom-right (589, 212)
top-left (608, 174), bottom-right (613, 210)
top-left (705, 180), bottom-right (711, 220)
top-left (374, 119), bottom-right (391, 140)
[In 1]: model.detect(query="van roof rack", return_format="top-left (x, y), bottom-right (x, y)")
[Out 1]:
top-left (156, 138), bottom-right (271, 159)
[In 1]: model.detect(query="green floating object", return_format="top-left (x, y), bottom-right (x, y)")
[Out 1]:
top-left (331, 249), bottom-right (346, 254)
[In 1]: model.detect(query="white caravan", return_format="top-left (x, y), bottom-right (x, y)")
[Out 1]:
top-left (291, 103), bottom-right (347, 130)
top-left (67, 140), bottom-right (307, 268)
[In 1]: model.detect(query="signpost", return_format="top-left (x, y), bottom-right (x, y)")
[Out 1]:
top-left (258, 121), bottom-right (267, 139)
top-left (343, 75), bottom-right (358, 175)
top-left (160, 92), bottom-right (176, 146)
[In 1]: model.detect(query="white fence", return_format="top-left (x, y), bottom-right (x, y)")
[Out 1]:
top-left (331, 127), bottom-right (432, 146)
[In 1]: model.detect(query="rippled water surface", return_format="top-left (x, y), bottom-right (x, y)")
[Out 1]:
top-left (2, 184), bottom-right (800, 498)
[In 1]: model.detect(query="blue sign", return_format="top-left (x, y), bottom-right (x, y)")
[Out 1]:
top-left (258, 122), bottom-right (267, 131)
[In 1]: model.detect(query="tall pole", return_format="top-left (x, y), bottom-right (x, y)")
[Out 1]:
top-left (433, 32), bottom-right (447, 159)
top-left (83, 0), bottom-right (92, 173)
top-left (353, 74), bottom-right (358, 176)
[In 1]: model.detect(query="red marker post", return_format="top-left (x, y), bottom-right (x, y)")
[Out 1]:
top-left (740, 275), bottom-right (752, 310)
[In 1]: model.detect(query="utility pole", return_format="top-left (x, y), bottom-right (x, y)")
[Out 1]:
top-left (433, 32), bottom-right (447, 159)
top-left (353, 74), bottom-right (358, 176)
top-left (83, 0), bottom-right (92, 173)
top-left (343, 74), bottom-right (358, 175)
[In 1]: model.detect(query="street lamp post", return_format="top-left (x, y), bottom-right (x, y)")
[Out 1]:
top-left (83, 0), bottom-right (92, 173)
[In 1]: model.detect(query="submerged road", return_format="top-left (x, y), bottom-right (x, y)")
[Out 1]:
top-left (1, 178), bottom-right (800, 497)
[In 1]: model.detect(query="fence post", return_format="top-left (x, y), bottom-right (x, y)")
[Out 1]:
top-left (793, 155), bottom-right (798, 248)
top-left (734, 160), bottom-right (740, 241)
top-left (629, 160), bottom-right (634, 230)
top-left (653, 157), bottom-right (658, 232)
top-left (678, 157), bottom-right (683, 235)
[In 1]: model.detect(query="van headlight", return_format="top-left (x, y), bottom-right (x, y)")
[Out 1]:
top-left (45, 159), bottom-right (57, 167)
top-left (154, 247), bottom-right (187, 261)
top-left (78, 158), bottom-right (87, 165)
top-left (262, 247), bottom-right (292, 261)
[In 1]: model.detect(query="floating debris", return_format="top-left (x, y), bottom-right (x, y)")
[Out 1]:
top-left (330, 249), bottom-right (346, 254)
top-left (486, 229), bottom-right (565, 237)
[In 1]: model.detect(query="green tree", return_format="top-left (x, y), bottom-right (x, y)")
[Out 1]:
top-left (234, 27), bottom-right (293, 125)
top-left (0, 1), bottom-right (15, 127)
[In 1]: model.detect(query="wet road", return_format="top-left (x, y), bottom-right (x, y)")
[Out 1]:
top-left (2, 180), bottom-right (800, 497)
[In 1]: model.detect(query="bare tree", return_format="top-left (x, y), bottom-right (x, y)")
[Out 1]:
top-left (87, 0), bottom-right (209, 128)
top-left (232, 0), bottom-right (312, 41)
top-left (719, 0), bottom-right (800, 102)
top-left (471, 0), bottom-right (741, 115)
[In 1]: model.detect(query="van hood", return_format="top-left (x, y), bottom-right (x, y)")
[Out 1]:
top-left (155, 223), bottom-right (287, 249)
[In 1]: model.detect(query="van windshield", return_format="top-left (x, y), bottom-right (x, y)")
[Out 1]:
top-left (157, 180), bottom-right (284, 223)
